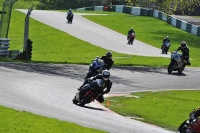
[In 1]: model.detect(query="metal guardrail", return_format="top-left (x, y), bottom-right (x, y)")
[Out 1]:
top-left (9, 50), bottom-right (21, 59)
top-left (0, 38), bottom-right (10, 57)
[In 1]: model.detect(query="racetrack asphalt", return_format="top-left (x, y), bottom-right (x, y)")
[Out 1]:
top-left (1, 9), bottom-right (199, 133)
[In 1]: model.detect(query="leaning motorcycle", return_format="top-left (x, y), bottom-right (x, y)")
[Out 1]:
top-left (72, 79), bottom-right (105, 107)
top-left (162, 42), bottom-right (170, 54)
top-left (177, 109), bottom-right (200, 133)
top-left (168, 51), bottom-right (187, 74)
top-left (85, 57), bottom-right (106, 79)
top-left (127, 33), bottom-right (135, 45)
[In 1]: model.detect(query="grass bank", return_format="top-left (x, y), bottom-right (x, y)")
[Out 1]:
top-left (0, 105), bottom-right (106, 133)
top-left (104, 90), bottom-right (200, 131)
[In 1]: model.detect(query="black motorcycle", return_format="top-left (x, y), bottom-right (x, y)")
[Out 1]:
top-left (72, 79), bottom-right (105, 107)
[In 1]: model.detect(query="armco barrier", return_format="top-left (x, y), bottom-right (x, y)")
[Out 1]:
top-left (131, 7), bottom-right (141, 16)
top-left (176, 19), bottom-right (182, 29)
top-left (191, 25), bottom-right (198, 35)
top-left (94, 6), bottom-right (103, 11)
top-left (167, 16), bottom-right (172, 24)
top-left (158, 11), bottom-right (163, 20)
top-left (162, 14), bottom-right (167, 21)
top-left (153, 10), bottom-right (159, 18)
top-left (85, 7), bottom-right (94, 11)
top-left (123, 6), bottom-right (132, 14)
top-left (171, 17), bottom-right (177, 27)
top-left (148, 10), bottom-right (153, 16)
top-left (197, 27), bottom-right (200, 36)
top-left (140, 8), bottom-right (148, 16)
top-left (108, 6), bottom-right (116, 12)
top-left (0, 38), bottom-right (10, 57)
top-left (186, 23), bottom-right (192, 33)
top-left (115, 5), bottom-right (124, 13)
top-left (181, 21), bottom-right (187, 31)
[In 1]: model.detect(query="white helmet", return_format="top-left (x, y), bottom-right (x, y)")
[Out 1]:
top-left (102, 70), bottom-right (110, 81)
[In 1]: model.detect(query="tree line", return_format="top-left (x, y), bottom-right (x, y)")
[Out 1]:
top-left (35, 0), bottom-right (200, 15)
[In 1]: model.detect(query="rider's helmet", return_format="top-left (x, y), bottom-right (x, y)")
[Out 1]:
top-left (69, 8), bottom-right (72, 12)
top-left (106, 51), bottom-right (112, 59)
top-left (181, 41), bottom-right (187, 48)
top-left (166, 36), bottom-right (169, 40)
top-left (102, 70), bottom-right (110, 81)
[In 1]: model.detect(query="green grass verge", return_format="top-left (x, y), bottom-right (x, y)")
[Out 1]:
top-left (0, 0), bottom-right (39, 9)
top-left (0, 105), bottom-right (106, 133)
top-left (104, 90), bottom-right (200, 131)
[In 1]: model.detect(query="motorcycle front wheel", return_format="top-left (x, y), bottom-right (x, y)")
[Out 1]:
top-left (177, 120), bottom-right (188, 133)
top-left (168, 62), bottom-right (174, 74)
top-left (79, 94), bottom-right (93, 107)
top-left (72, 96), bottom-right (79, 104)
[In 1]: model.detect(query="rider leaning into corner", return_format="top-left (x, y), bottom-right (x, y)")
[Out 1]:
top-left (176, 41), bottom-right (191, 66)
top-left (100, 51), bottom-right (114, 70)
top-left (161, 36), bottom-right (170, 49)
top-left (78, 51), bottom-right (114, 90)
top-left (79, 70), bottom-right (113, 103)
top-left (127, 27), bottom-right (136, 40)
top-left (85, 51), bottom-right (114, 79)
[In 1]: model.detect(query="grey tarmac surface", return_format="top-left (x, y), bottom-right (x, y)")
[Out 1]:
top-left (2, 10), bottom-right (199, 133)
top-left (1, 62), bottom-right (200, 133)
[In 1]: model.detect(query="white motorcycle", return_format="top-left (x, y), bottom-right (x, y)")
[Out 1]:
top-left (168, 51), bottom-right (187, 74)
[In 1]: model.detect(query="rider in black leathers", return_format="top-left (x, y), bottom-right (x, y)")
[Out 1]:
top-left (100, 51), bottom-right (114, 70)
top-left (127, 27), bottom-right (135, 40)
top-left (79, 70), bottom-right (112, 103)
top-left (177, 41), bottom-right (191, 65)
top-left (67, 9), bottom-right (73, 22)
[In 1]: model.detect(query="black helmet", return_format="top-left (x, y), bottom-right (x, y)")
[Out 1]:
top-left (102, 70), bottom-right (110, 81)
top-left (106, 51), bottom-right (112, 59)
top-left (181, 41), bottom-right (186, 48)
